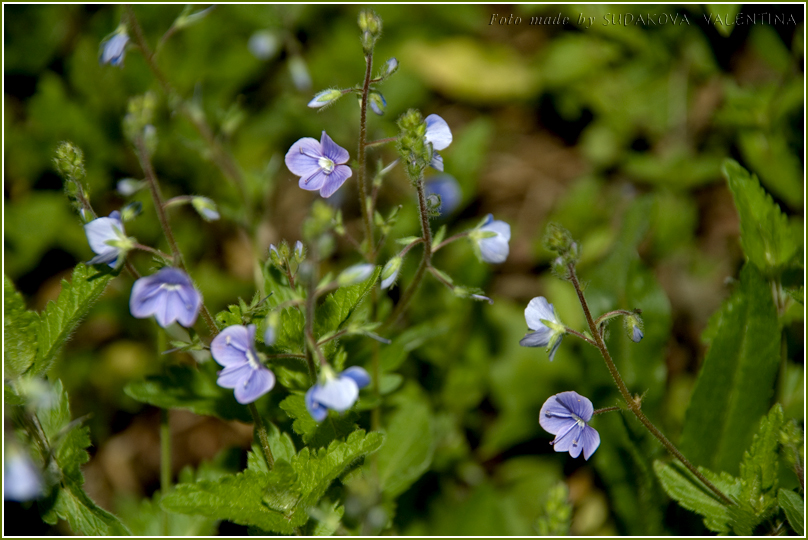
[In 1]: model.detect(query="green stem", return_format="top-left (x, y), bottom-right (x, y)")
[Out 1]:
top-left (563, 326), bottom-right (597, 347)
top-left (248, 403), bottom-right (274, 470)
top-left (567, 263), bottom-right (734, 506)
top-left (431, 231), bottom-right (469, 254)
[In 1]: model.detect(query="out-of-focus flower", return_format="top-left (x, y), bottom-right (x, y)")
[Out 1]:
top-left (263, 312), bottom-right (279, 346)
top-left (100, 26), bottom-right (129, 67)
top-left (191, 196), bottom-right (220, 221)
top-left (469, 214), bottom-right (510, 264)
top-left (425, 174), bottom-right (462, 215)
top-left (338, 264), bottom-right (376, 287)
top-left (539, 391), bottom-right (600, 460)
top-left (130, 267), bottom-right (202, 328)
top-left (519, 296), bottom-right (566, 361)
top-left (285, 132), bottom-right (353, 198)
top-left (84, 211), bottom-right (131, 268)
top-left (306, 366), bottom-right (370, 421)
top-left (212, 325), bottom-right (275, 404)
top-left (248, 30), bottom-right (280, 61)
top-left (3, 446), bottom-right (43, 501)
top-left (424, 114), bottom-right (452, 171)
top-left (380, 256), bottom-right (403, 289)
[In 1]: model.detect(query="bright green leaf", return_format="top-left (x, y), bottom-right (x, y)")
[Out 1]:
top-left (32, 263), bottom-right (114, 376)
top-left (124, 363), bottom-right (252, 423)
top-left (279, 394), bottom-right (359, 448)
top-left (723, 159), bottom-right (801, 275)
top-left (315, 267), bottom-right (381, 336)
top-left (4, 275), bottom-right (39, 378)
top-left (779, 489), bottom-right (804, 535)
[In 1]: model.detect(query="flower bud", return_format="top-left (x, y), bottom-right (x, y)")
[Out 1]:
top-left (380, 256), bottom-right (403, 289)
top-left (268, 244), bottom-right (283, 268)
top-left (358, 9), bottom-right (383, 37)
top-left (99, 25), bottom-right (129, 67)
top-left (294, 241), bottom-right (305, 262)
top-left (54, 142), bottom-right (86, 182)
top-left (624, 312), bottom-right (644, 343)
top-left (116, 178), bottom-right (145, 196)
top-left (264, 311), bottom-right (279, 345)
top-left (191, 196), bottom-right (220, 221)
top-left (338, 263), bottom-right (376, 287)
top-left (384, 57), bottom-right (398, 77)
top-left (288, 55), bottom-right (311, 91)
top-left (368, 92), bottom-right (386, 116)
top-left (308, 88), bottom-right (343, 109)
top-left (120, 201), bottom-right (142, 222)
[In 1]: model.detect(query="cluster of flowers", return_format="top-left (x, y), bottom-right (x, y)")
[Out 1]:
top-left (520, 296), bottom-right (643, 460)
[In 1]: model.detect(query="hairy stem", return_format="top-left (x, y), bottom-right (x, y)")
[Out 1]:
top-left (356, 51), bottom-right (375, 257)
top-left (567, 263), bottom-right (733, 506)
top-left (385, 175), bottom-right (432, 327)
top-left (248, 403), bottom-right (274, 470)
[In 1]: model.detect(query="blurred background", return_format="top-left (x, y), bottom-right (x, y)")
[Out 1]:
top-left (4, 4), bottom-right (804, 535)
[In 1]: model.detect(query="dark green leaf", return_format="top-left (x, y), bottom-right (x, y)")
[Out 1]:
top-left (315, 267), bottom-right (381, 336)
top-left (374, 384), bottom-right (435, 498)
top-left (279, 394), bottom-right (359, 448)
top-left (680, 264), bottom-right (780, 475)
top-left (723, 159), bottom-right (801, 275)
top-left (4, 274), bottom-right (39, 378)
top-left (778, 489), bottom-right (804, 535)
top-left (653, 460), bottom-right (742, 534)
top-left (35, 380), bottom-right (131, 535)
top-left (124, 363), bottom-right (252, 422)
top-left (32, 263), bottom-right (114, 376)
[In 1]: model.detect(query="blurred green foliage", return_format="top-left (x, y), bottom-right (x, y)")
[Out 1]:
top-left (4, 3), bottom-right (803, 536)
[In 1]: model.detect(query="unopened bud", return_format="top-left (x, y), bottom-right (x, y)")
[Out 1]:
top-left (338, 263), bottom-right (376, 287)
top-left (191, 196), bottom-right (220, 221)
top-left (624, 312), bottom-right (644, 343)
top-left (308, 88), bottom-right (343, 109)
top-left (380, 256), bottom-right (403, 289)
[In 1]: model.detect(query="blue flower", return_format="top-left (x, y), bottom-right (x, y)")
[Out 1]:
top-left (130, 267), bottom-right (202, 328)
top-left (425, 174), bottom-right (462, 215)
top-left (3, 446), bottom-right (43, 502)
top-left (519, 297), bottom-right (566, 361)
top-left (469, 214), bottom-right (510, 264)
top-left (212, 324), bottom-right (276, 404)
top-left (84, 211), bottom-right (131, 268)
top-left (424, 114), bottom-right (452, 171)
top-left (285, 132), bottom-right (353, 198)
top-left (539, 391), bottom-right (600, 460)
top-left (306, 366), bottom-right (370, 421)
top-left (99, 27), bottom-right (129, 67)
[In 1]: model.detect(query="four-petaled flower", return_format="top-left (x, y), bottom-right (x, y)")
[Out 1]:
top-left (519, 296), bottom-right (566, 361)
top-left (84, 211), bottom-right (130, 268)
top-left (212, 324), bottom-right (276, 404)
top-left (539, 391), bottom-right (600, 460)
top-left (99, 28), bottom-right (129, 67)
top-left (470, 214), bottom-right (511, 264)
top-left (306, 366), bottom-right (370, 421)
top-left (424, 114), bottom-right (452, 171)
top-left (285, 131), bottom-right (352, 198)
top-left (130, 267), bottom-right (202, 328)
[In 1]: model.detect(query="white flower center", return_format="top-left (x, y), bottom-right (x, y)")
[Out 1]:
top-left (318, 157), bottom-right (335, 174)
top-left (245, 349), bottom-right (260, 370)
top-left (160, 284), bottom-right (182, 292)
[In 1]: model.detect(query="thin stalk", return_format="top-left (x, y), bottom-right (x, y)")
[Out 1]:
top-left (248, 403), bottom-right (274, 470)
top-left (567, 263), bottom-right (733, 506)
top-left (593, 406), bottom-right (622, 416)
top-left (159, 408), bottom-right (171, 534)
top-left (564, 327), bottom-right (598, 348)
top-left (303, 257), bottom-right (319, 383)
top-left (356, 51), bottom-right (375, 256)
top-left (133, 243), bottom-right (172, 260)
top-left (431, 231), bottom-right (469, 254)
top-left (366, 136), bottom-right (397, 148)
top-left (385, 175), bottom-right (432, 327)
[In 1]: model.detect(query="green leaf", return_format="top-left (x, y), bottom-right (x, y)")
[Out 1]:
top-left (723, 159), bottom-right (801, 275)
top-left (279, 394), bottom-right (359, 448)
top-left (35, 380), bottom-right (131, 535)
top-left (653, 460), bottom-right (743, 534)
top-left (778, 489), bottom-right (804, 535)
top-left (162, 430), bottom-right (383, 533)
top-left (32, 263), bottom-right (114, 376)
top-left (375, 384), bottom-right (435, 498)
top-left (705, 5), bottom-right (740, 36)
top-left (315, 267), bottom-right (381, 336)
top-left (4, 275), bottom-right (39, 378)
top-left (728, 404), bottom-right (785, 534)
top-left (680, 264), bottom-right (780, 475)
top-left (124, 362), bottom-right (252, 422)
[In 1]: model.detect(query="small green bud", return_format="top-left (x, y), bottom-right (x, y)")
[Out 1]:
top-left (358, 9), bottom-right (382, 36)
top-left (543, 222), bottom-right (574, 255)
top-left (54, 142), bottom-right (86, 182)
top-left (123, 92), bottom-right (158, 144)
top-left (624, 311), bottom-right (644, 343)
top-left (380, 256), bottom-right (403, 289)
top-left (120, 201), bottom-right (142, 222)
top-left (368, 92), bottom-right (386, 116)
top-left (191, 196), bottom-right (220, 221)
top-left (308, 88), bottom-right (343, 109)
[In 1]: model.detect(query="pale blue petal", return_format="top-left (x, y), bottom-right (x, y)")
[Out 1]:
top-left (554, 391), bottom-right (593, 422)
top-left (524, 297), bottom-right (556, 330)
top-left (234, 367), bottom-right (275, 404)
top-left (3, 452), bottom-right (43, 501)
top-left (425, 114), bottom-right (452, 150)
top-left (381, 266), bottom-right (401, 289)
top-left (299, 169), bottom-right (327, 192)
top-left (581, 425), bottom-right (600, 460)
top-left (319, 165), bottom-right (353, 198)
top-left (84, 215), bottom-right (123, 254)
top-left (632, 326), bottom-right (644, 343)
top-left (479, 235), bottom-right (509, 263)
top-left (320, 131), bottom-right (350, 165)
top-left (341, 366), bottom-right (371, 389)
top-left (217, 363), bottom-right (252, 388)
top-left (306, 386), bottom-right (329, 422)
top-left (482, 219), bottom-right (511, 242)
top-left (311, 377), bottom-right (359, 411)
top-left (430, 152), bottom-right (444, 172)
top-left (285, 137), bottom-right (322, 177)
top-left (547, 336), bottom-right (563, 362)
top-left (211, 325), bottom-right (253, 367)
top-left (519, 328), bottom-right (553, 348)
